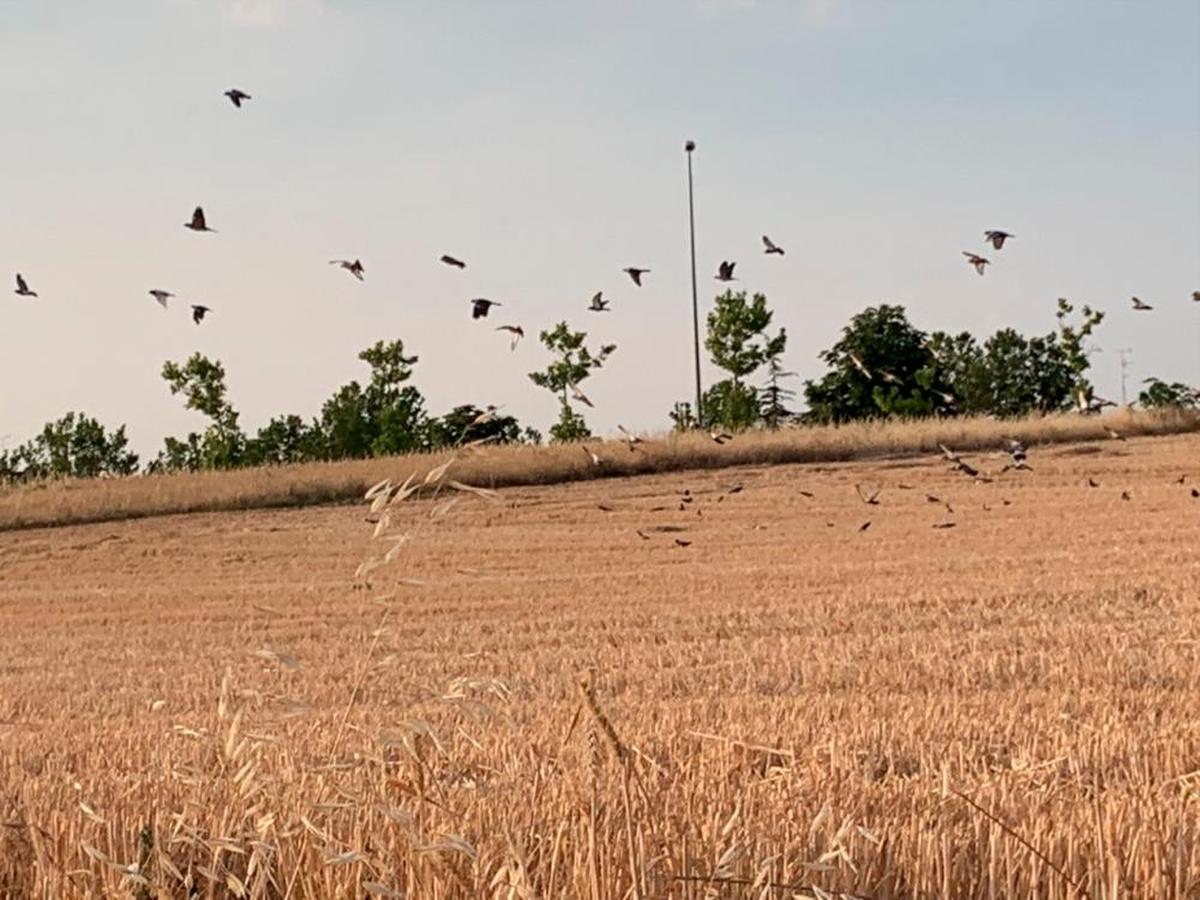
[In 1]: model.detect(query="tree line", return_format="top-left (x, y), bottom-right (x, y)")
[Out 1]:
top-left (2, 295), bottom-right (1195, 481)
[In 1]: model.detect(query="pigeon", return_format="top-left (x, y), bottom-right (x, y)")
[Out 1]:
top-left (617, 424), bottom-right (643, 448)
top-left (495, 325), bottom-right (524, 350)
top-left (589, 292), bottom-right (610, 312)
top-left (963, 252), bottom-right (990, 276)
top-left (877, 369), bottom-right (903, 385)
top-left (847, 351), bottom-right (872, 379)
top-left (185, 207), bottom-right (216, 232)
top-left (1193, 291), bottom-right (1200, 303)
top-left (569, 383), bottom-right (594, 408)
top-left (440, 254), bottom-right (467, 269)
top-left (858, 521), bottom-right (872, 532)
top-left (1003, 438), bottom-right (1029, 466)
top-left (855, 484), bottom-right (881, 506)
top-left (469, 406), bottom-right (500, 428)
top-left (935, 390), bottom-right (957, 406)
top-left (224, 89), bottom-right (251, 108)
top-left (191, 305), bottom-right (211, 324)
top-left (709, 431), bottom-right (733, 445)
top-left (470, 298), bottom-right (500, 319)
top-left (1105, 427), bottom-right (1125, 441)
top-left (674, 538), bottom-right (692, 548)
top-left (582, 446), bottom-right (603, 467)
top-left (623, 268), bottom-right (650, 286)
top-left (636, 530), bottom-right (650, 541)
top-left (762, 235), bottom-right (785, 255)
top-left (984, 230), bottom-right (1013, 250)
top-left (715, 260), bottom-right (736, 281)
top-left (1130, 297), bottom-right (1153, 311)
top-left (149, 289), bottom-right (174, 309)
top-left (1120, 490), bottom-right (1131, 501)
top-left (1087, 477), bottom-right (1100, 488)
top-left (1191, 488), bottom-right (1199, 499)
top-left (14, 274), bottom-right (36, 297)
top-left (932, 522), bottom-right (957, 530)
top-left (330, 259), bottom-right (365, 281)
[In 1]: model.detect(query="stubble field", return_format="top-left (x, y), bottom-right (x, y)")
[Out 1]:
top-left (2, 431), bottom-right (1199, 898)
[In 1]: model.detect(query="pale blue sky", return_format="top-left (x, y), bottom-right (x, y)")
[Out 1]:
top-left (2, 0), bottom-right (1197, 453)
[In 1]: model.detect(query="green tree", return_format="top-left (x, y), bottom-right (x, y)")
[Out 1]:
top-left (704, 290), bottom-right (786, 429)
top-left (314, 339), bottom-right (432, 459)
top-left (759, 357), bottom-right (798, 428)
top-left (244, 415), bottom-right (322, 466)
top-left (431, 405), bottom-right (525, 447)
top-left (528, 322), bottom-right (616, 442)
top-left (160, 354), bottom-right (245, 469)
top-left (803, 305), bottom-right (939, 423)
top-left (1055, 297), bottom-right (1105, 401)
top-left (0, 412), bottom-right (138, 480)
top-left (1138, 378), bottom-right (1198, 409)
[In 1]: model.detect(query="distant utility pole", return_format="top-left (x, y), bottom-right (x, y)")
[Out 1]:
top-left (1117, 348), bottom-right (1133, 406)
top-left (685, 140), bottom-right (702, 425)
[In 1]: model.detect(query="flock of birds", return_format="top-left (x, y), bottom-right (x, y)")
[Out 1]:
top-left (8, 88), bottom-right (1198, 439)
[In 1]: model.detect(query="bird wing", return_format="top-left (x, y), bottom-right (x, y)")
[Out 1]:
top-left (193, 207), bottom-right (206, 228)
top-left (16, 274), bottom-right (27, 291)
top-left (762, 235), bottom-right (778, 251)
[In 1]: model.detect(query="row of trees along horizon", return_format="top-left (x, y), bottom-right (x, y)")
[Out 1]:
top-left (2, 294), bottom-right (1197, 481)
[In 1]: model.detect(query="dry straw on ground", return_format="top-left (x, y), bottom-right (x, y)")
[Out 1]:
top-left (2, 428), bottom-right (1199, 896)
top-left (1, 407), bottom-right (1196, 531)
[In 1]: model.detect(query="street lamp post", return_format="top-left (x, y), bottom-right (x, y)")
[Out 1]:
top-left (685, 140), bottom-right (702, 425)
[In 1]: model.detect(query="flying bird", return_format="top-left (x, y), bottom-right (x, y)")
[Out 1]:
top-left (623, 267), bottom-right (650, 286)
top-left (569, 383), bottom-right (594, 408)
top-left (330, 259), bottom-right (365, 281)
top-left (1192, 291), bottom-right (1199, 303)
top-left (847, 351), bottom-right (872, 379)
top-left (149, 289), bottom-right (174, 309)
top-left (984, 230), bottom-right (1013, 250)
top-left (185, 207), bottom-right (216, 233)
top-left (855, 484), bottom-right (881, 506)
top-left (224, 89), bottom-right (251, 108)
top-left (14, 274), bottom-right (36, 297)
top-left (440, 254), bottom-right (467, 269)
top-left (470, 298), bottom-right (500, 319)
top-left (762, 235), bottom-right (785, 255)
top-left (877, 369), bottom-right (903, 385)
top-left (617, 424), bottom-right (643, 449)
top-left (588, 292), bottom-right (610, 312)
top-left (191, 305), bottom-right (211, 325)
top-left (582, 446), bottom-right (603, 467)
top-left (715, 260), bottom-right (737, 281)
top-left (495, 325), bottom-right (524, 350)
top-left (709, 431), bottom-right (733, 445)
top-left (1130, 296), bottom-right (1153, 311)
top-left (963, 252), bottom-right (990, 276)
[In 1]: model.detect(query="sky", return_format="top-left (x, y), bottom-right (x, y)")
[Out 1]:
top-left (1, 0), bottom-right (1198, 455)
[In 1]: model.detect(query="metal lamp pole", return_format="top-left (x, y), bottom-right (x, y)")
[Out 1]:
top-left (685, 140), bottom-right (702, 425)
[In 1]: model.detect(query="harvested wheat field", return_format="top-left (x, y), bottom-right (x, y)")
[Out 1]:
top-left (2, 431), bottom-right (1200, 899)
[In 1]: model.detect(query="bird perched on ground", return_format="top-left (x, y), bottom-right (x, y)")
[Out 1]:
top-left (963, 252), bottom-right (990, 275)
top-left (185, 207), bottom-right (216, 232)
top-left (762, 235), bottom-right (785, 255)
top-left (1130, 296), bottom-right (1153, 311)
top-left (191, 305), bottom-right (211, 324)
top-left (569, 383), bottom-right (594, 408)
top-left (495, 325), bottom-right (524, 350)
top-left (14, 274), bottom-right (36, 297)
top-left (623, 268), bottom-right (649, 286)
top-left (470, 298), bottom-right (500, 319)
top-left (149, 289), bottom-right (173, 309)
top-left (1001, 438), bottom-right (1032, 472)
top-left (330, 259), bottom-right (365, 281)
top-left (984, 230), bottom-right (1013, 250)
top-left (715, 260), bottom-right (736, 281)
top-left (440, 254), bottom-right (466, 269)
top-left (224, 89), bottom-right (251, 108)
top-left (1105, 427), bottom-right (1125, 441)
top-left (847, 351), bottom-right (872, 379)
top-left (588, 291), bottom-right (610, 312)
